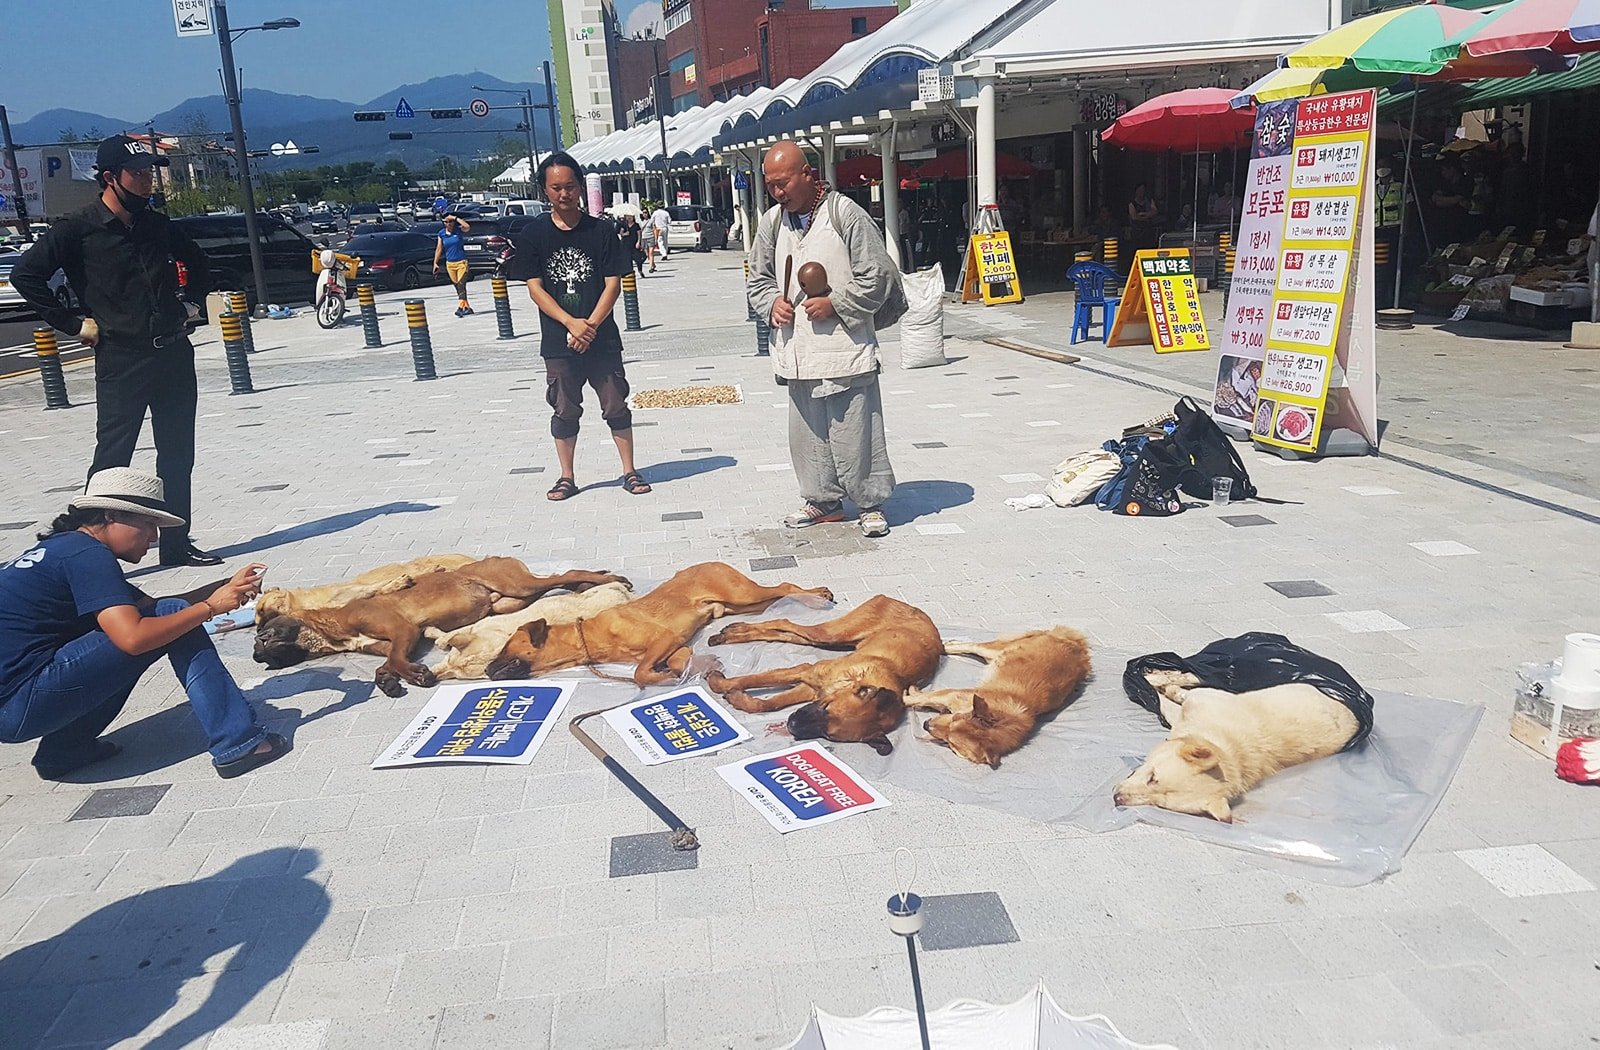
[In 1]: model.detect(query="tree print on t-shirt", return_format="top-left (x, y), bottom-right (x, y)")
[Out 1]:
top-left (547, 246), bottom-right (595, 313)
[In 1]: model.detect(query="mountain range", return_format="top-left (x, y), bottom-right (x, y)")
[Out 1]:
top-left (10, 73), bottom-right (559, 171)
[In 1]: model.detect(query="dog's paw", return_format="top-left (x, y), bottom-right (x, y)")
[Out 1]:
top-left (375, 671), bottom-right (406, 698)
top-left (722, 689), bottom-right (759, 711)
top-left (410, 666), bottom-right (438, 689)
top-left (793, 588), bottom-right (835, 609)
top-left (708, 627), bottom-right (739, 646)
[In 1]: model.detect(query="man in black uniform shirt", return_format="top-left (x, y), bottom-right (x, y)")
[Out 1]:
top-left (11, 135), bottom-right (220, 566)
top-left (506, 152), bottom-right (650, 501)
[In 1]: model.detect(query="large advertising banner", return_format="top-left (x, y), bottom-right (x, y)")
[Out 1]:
top-left (372, 680), bottom-right (575, 767)
top-left (1255, 89), bottom-right (1377, 454)
top-left (717, 744), bottom-right (889, 833)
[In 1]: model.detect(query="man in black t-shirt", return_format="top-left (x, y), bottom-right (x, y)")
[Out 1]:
top-left (507, 152), bottom-right (650, 500)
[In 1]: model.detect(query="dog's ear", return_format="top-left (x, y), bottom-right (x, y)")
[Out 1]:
top-left (517, 619), bottom-right (550, 647)
top-left (969, 694), bottom-right (998, 727)
top-left (864, 733), bottom-right (894, 756)
top-left (1179, 740), bottom-right (1218, 771)
top-left (1203, 796), bottom-right (1233, 823)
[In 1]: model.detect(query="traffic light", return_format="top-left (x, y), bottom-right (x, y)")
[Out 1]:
top-left (354, 111), bottom-right (387, 122)
top-left (388, 132), bottom-right (414, 141)
top-left (429, 108), bottom-right (463, 119)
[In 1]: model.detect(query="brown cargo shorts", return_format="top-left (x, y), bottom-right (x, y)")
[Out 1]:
top-left (545, 351), bottom-right (632, 439)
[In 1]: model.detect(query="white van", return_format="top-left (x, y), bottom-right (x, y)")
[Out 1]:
top-left (503, 199), bottom-right (547, 217)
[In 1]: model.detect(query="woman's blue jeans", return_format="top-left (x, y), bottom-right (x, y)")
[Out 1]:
top-left (0, 599), bottom-right (267, 769)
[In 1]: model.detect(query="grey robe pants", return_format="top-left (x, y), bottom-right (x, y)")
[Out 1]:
top-left (787, 376), bottom-right (896, 509)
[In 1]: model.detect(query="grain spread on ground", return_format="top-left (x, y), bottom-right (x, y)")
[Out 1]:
top-left (629, 385), bottom-right (743, 409)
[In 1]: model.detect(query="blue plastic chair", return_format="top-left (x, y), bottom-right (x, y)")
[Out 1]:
top-left (1067, 262), bottom-right (1122, 345)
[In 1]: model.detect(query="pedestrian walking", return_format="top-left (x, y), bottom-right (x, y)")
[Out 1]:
top-left (747, 140), bottom-right (905, 538)
top-left (433, 213), bottom-right (474, 316)
top-left (0, 469), bottom-right (290, 781)
top-left (650, 201), bottom-right (672, 263)
top-left (617, 213), bottom-right (646, 277)
top-left (10, 135), bottom-right (219, 567)
top-left (508, 152), bottom-right (651, 501)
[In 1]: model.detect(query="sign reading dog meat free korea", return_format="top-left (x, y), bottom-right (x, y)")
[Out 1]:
top-left (717, 744), bottom-right (888, 833)
top-left (601, 685), bottom-right (750, 765)
top-left (1107, 249), bottom-right (1210, 353)
top-left (1256, 89), bottom-right (1377, 454)
top-left (372, 680), bottom-right (575, 768)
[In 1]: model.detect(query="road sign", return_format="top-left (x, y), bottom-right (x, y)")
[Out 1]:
top-left (430, 109), bottom-right (463, 120)
top-left (354, 111), bottom-right (387, 122)
top-left (469, 98), bottom-right (491, 119)
top-left (172, 0), bottom-right (213, 37)
top-left (395, 97), bottom-right (415, 120)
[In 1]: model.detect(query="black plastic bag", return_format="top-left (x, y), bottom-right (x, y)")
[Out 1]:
top-left (1123, 632), bottom-right (1375, 750)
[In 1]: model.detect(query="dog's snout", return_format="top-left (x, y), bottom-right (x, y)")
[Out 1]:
top-left (787, 703), bottom-right (827, 739)
top-left (485, 656), bottom-right (526, 680)
top-left (922, 718), bottom-right (933, 733)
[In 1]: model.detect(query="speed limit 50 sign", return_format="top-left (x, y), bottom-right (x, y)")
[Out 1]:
top-left (469, 98), bottom-right (491, 119)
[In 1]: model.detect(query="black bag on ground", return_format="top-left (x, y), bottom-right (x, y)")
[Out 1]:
top-left (1094, 435), bottom-right (1195, 517)
top-left (1122, 632), bottom-right (1376, 750)
top-left (1170, 396), bottom-right (1258, 501)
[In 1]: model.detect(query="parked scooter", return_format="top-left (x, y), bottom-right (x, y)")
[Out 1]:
top-left (312, 248), bottom-right (358, 329)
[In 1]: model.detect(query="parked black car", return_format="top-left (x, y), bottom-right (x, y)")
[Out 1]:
top-left (308, 209), bottom-right (341, 235)
top-left (457, 217), bottom-right (512, 275)
top-left (342, 231), bottom-right (442, 291)
top-left (174, 212), bottom-right (320, 309)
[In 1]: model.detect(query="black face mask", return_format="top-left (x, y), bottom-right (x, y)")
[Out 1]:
top-left (110, 174), bottom-right (150, 214)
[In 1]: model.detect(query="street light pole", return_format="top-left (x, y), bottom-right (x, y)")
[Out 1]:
top-left (212, 0), bottom-right (271, 316)
top-left (523, 89), bottom-right (539, 194)
top-left (0, 104), bottom-right (32, 242)
top-left (654, 41), bottom-right (671, 205)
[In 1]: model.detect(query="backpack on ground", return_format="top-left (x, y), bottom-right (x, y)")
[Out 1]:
top-left (1046, 449), bottom-right (1122, 507)
top-left (1169, 396), bottom-right (1259, 502)
top-left (1094, 436), bottom-right (1194, 517)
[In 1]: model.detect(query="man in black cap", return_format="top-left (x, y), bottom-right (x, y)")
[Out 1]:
top-left (11, 134), bottom-right (220, 566)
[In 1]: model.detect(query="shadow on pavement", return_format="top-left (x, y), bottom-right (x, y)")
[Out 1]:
top-left (583, 455), bottom-right (737, 489)
top-left (0, 847), bottom-right (328, 1050)
top-left (885, 479), bottom-right (975, 526)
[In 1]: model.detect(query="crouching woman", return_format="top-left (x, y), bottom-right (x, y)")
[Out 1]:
top-left (0, 469), bottom-right (289, 780)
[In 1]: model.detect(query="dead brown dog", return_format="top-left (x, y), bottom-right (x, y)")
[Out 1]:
top-left (255, 554), bottom-right (476, 625)
top-left (907, 627), bottom-right (1092, 768)
top-left (483, 561), bottom-right (834, 686)
top-left (253, 558), bottom-right (628, 696)
top-left (705, 596), bottom-right (942, 755)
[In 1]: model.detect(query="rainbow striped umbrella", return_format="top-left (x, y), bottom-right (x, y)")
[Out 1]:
top-left (1432, 0), bottom-right (1600, 62)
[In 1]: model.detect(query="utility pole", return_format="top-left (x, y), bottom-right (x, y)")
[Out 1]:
top-left (213, 0), bottom-right (270, 316)
top-left (0, 104), bottom-right (32, 241)
top-left (523, 89), bottom-right (539, 194)
top-left (653, 40), bottom-right (671, 205)
top-left (543, 61), bottom-right (560, 150)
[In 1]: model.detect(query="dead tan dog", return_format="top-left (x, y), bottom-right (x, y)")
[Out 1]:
top-left (483, 562), bottom-right (834, 687)
top-left (426, 581), bottom-right (634, 680)
top-left (253, 558), bottom-right (628, 696)
top-left (705, 596), bottom-right (942, 755)
top-left (256, 554), bottom-right (476, 624)
top-left (1112, 670), bottom-right (1360, 822)
top-left (906, 627), bottom-right (1092, 768)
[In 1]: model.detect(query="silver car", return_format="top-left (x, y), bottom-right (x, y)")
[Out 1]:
top-left (666, 206), bottom-right (730, 251)
top-left (0, 247), bottom-right (77, 315)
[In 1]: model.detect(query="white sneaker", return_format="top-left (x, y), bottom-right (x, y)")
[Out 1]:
top-left (858, 509), bottom-right (889, 537)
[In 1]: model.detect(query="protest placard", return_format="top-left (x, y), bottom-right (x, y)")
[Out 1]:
top-left (601, 685), bottom-right (751, 765)
top-left (372, 679), bottom-right (574, 768)
top-left (717, 743), bottom-right (889, 833)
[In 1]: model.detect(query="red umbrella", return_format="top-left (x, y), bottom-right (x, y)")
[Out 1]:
top-left (1101, 88), bottom-right (1255, 152)
top-left (833, 154), bottom-right (912, 186)
top-left (915, 149), bottom-right (1036, 181)
top-left (1432, 0), bottom-right (1600, 59)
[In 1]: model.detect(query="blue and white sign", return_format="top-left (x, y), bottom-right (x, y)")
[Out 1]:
top-left (432, 196), bottom-right (448, 214)
top-left (733, 173), bottom-right (748, 190)
top-left (395, 97), bottom-right (416, 120)
top-left (717, 743), bottom-right (890, 833)
top-left (372, 679), bottom-right (575, 768)
top-left (172, 0), bottom-right (213, 37)
top-left (601, 685), bottom-right (750, 765)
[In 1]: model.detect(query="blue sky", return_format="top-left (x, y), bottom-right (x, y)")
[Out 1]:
top-left (2, 0), bottom-right (898, 122)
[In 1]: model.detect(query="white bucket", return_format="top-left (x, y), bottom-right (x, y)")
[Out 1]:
top-left (1552, 632), bottom-right (1600, 710)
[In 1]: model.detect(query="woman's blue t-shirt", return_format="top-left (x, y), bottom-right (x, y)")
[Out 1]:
top-left (438, 229), bottom-right (467, 262)
top-left (0, 532), bottom-right (136, 703)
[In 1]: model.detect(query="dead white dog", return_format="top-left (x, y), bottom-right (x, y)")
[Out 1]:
top-left (425, 581), bottom-right (634, 680)
top-left (1112, 670), bottom-right (1360, 822)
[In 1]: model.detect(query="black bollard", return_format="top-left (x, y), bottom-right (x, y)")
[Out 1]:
top-left (754, 313), bottom-right (771, 357)
top-left (405, 299), bottom-right (437, 381)
top-left (219, 311), bottom-right (254, 395)
top-left (357, 282), bottom-right (382, 348)
top-left (491, 276), bottom-right (516, 340)
top-left (227, 290), bottom-right (256, 354)
top-left (744, 258), bottom-right (757, 321)
top-left (33, 327), bottom-right (72, 410)
top-left (621, 272), bottom-right (642, 332)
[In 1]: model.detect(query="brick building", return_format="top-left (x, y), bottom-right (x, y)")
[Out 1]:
top-left (655, 0), bottom-right (898, 114)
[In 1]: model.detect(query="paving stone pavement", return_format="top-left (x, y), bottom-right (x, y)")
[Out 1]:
top-left (2, 252), bottom-right (1598, 1049)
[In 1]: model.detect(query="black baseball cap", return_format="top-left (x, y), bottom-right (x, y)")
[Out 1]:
top-left (96, 134), bottom-right (170, 174)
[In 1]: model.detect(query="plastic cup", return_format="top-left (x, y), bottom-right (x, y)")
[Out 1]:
top-left (1211, 477), bottom-right (1233, 507)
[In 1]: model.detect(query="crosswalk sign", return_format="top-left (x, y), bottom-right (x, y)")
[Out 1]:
top-left (395, 97), bottom-right (415, 119)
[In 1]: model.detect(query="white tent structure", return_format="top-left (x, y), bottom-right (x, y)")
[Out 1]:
top-left (778, 984), bottom-right (1180, 1050)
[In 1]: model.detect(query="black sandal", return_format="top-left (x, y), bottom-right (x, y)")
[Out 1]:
top-left (215, 733), bottom-right (292, 779)
top-left (622, 471), bottom-right (652, 495)
top-left (547, 476), bottom-right (580, 501)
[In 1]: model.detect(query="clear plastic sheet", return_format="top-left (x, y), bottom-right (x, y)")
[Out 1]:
top-left (231, 582), bottom-right (1481, 886)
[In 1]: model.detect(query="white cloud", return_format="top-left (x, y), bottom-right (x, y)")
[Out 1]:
top-left (622, 1), bottom-right (663, 38)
